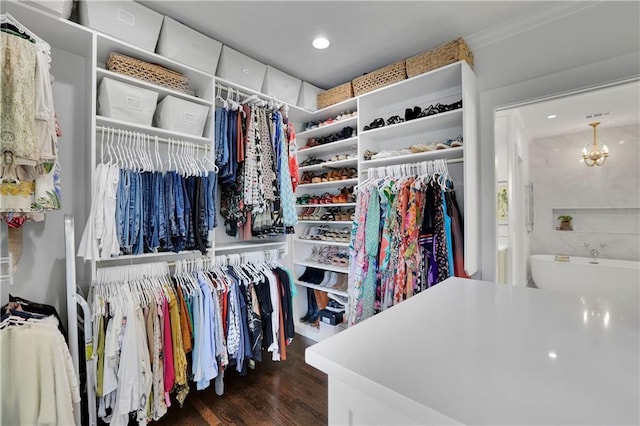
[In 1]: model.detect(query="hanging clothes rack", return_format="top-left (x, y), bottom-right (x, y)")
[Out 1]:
top-left (216, 82), bottom-right (283, 107)
top-left (94, 126), bottom-right (210, 149)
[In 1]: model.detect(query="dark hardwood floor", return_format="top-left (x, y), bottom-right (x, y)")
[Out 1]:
top-left (156, 334), bottom-right (327, 425)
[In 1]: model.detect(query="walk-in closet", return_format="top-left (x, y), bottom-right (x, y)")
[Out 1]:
top-left (2, 1), bottom-right (639, 425)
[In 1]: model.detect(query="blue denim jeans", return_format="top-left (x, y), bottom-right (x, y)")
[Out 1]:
top-left (206, 172), bottom-right (217, 229)
top-left (116, 168), bottom-right (130, 253)
top-left (131, 172), bottom-right (144, 255)
top-left (162, 173), bottom-right (172, 250)
top-left (215, 107), bottom-right (229, 169)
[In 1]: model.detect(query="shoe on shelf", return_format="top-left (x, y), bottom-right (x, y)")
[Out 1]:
top-left (300, 287), bottom-right (319, 322)
top-left (405, 106), bottom-right (422, 121)
top-left (319, 271), bottom-right (332, 287)
top-left (324, 272), bottom-right (338, 288)
top-left (435, 139), bottom-right (454, 150)
top-left (325, 299), bottom-right (345, 313)
top-left (451, 135), bottom-right (464, 147)
top-left (363, 117), bottom-right (384, 131)
top-left (298, 267), bottom-right (313, 282)
top-left (328, 291), bottom-right (348, 305)
top-left (386, 115), bottom-right (404, 125)
top-left (310, 268), bottom-right (326, 284)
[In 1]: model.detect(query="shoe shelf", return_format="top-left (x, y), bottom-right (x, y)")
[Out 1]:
top-left (297, 220), bottom-right (354, 225)
top-left (294, 280), bottom-right (348, 298)
top-left (294, 238), bottom-right (350, 248)
top-left (359, 109), bottom-right (462, 143)
top-left (299, 158), bottom-right (358, 172)
top-left (296, 202), bottom-right (356, 208)
top-left (311, 97), bottom-right (358, 122)
top-left (297, 178), bottom-right (358, 190)
top-left (361, 147), bottom-right (464, 169)
top-left (295, 319), bottom-right (346, 340)
top-left (297, 137), bottom-right (358, 158)
top-left (293, 261), bottom-right (349, 274)
top-left (297, 116), bottom-right (358, 140)
top-left (354, 60), bottom-right (478, 276)
top-left (357, 62), bottom-right (462, 110)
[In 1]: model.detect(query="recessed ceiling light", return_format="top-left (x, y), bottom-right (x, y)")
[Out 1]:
top-left (547, 114), bottom-right (557, 119)
top-left (312, 37), bottom-right (330, 50)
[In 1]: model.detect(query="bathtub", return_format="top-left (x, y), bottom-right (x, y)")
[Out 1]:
top-left (530, 254), bottom-right (640, 305)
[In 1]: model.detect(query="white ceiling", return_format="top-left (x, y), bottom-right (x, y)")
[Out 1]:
top-left (512, 79), bottom-right (640, 140)
top-left (140, 1), bottom-right (559, 89)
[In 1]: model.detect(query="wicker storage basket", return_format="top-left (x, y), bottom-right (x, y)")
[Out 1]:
top-left (352, 60), bottom-right (406, 96)
top-left (406, 38), bottom-right (474, 78)
top-left (317, 81), bottom-right (353, 109)
top-left (106, 52), bottom-right (190, 93)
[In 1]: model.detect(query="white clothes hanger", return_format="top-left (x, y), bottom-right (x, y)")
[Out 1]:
top-left (1, 13), bottom-right (51, 59)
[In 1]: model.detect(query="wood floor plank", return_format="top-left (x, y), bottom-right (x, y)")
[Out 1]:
top-left (156, 334), bottom-right (327, 425)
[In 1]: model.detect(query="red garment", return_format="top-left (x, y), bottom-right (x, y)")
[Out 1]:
top-left (287, 123), bottom-right (299, 192)
top-left (162, 297), bottom-right (175, 404)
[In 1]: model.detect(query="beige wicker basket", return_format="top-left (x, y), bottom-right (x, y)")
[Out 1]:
top-left (106, 52), bottom-right (190, 93)
top-left (352, 60), bottom-right (406, 97)
top-left (317, 81), bottom-right (354, 109)
top-left (406, 38), bottom-right (474, 78)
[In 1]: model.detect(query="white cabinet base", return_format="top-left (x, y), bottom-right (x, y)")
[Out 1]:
top-left (328, 377), bottom-right (457, 425)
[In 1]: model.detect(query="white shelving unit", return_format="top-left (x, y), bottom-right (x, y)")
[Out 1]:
top-left (296, 136), bottom-right (358, 157)
top-left (292, 62), bottom-right (479, 342)
top-left (294, 280), bottom-right (348, 297)
top-left (299, 157), bottom-right (358, 172)
top-left (297, 178), bottom-right (358, 191)
top-left (357, 61), bottom-right (478, 276)
top-left (294, 239), bottom-right (350, 247)
top-left (293, 99), bottom-right (358, 341)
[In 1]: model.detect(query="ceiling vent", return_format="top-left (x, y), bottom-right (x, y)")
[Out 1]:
top-left (585, 112), bottom-right (611, 119)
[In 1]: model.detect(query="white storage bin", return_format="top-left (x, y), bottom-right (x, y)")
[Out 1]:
top-left (21, 0), bottom-right (73, 18)
top-left (97, 78), bottom-right (158, 126)
top-left (156, 17), bottom-right (222, 74)
top-left (154, 96), bottom-right (209, 137)
top-left (216, 46), bottom-right (266, 92)
top-left (297, 81), bottom-right (323, 111)
top-left (79, 0), bottom-right (163, 52)
top-left (262, 66), bottom-right (302, 105)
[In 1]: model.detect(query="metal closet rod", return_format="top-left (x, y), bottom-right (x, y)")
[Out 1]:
top-left (166, 247), bottom-right (286, 267)
top-left (360, 157), bottom-right (464, 173)
top-left (95, 126), bottom-right (211, 149)
top-left (216, 82), bottom-right (284, 106)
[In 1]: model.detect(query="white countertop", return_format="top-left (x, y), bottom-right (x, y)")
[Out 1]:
top-left (305, 278), bottom-right (640, 425)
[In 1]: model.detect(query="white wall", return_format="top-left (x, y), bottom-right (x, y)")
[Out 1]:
top-left (473, 1), bottom-right (640, 281)
top-left (529, 124), bottom-right (639, 262)
top-left (1, 47), bottom-right (90, 323)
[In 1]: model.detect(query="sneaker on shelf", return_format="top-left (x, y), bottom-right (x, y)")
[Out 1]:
top-left (328, 292), bottom-right (348, 305)
top-left (325, 299), bottom-right (345, 313)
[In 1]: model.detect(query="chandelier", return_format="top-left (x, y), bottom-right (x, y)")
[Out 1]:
top-left (582, 122), bottom-right (609, 167)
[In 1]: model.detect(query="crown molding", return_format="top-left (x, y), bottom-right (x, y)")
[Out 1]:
top-left (465, 1), bottom-right (603, 50)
